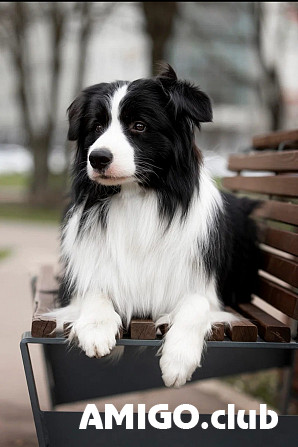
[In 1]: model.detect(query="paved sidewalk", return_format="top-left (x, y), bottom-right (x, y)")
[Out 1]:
top-left (0, 220), bottom-right (264, 447)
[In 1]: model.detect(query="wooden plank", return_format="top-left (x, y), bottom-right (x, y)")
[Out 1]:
top-left (259, 225), bottom-right (298, 256)
top-left (159, 323), bottom-right (225, 341)
top-left (256, 277), bottom-right (298, 319)
top-left (63, 323), bottom-right (123, 339)
top-left (208, 323), bottom-right (225, 341)
top-left (260, 250), bottom-right (298, 288)
top-left (253, 129), bottom-right (298, 150)
top-left (253, 200), bottom-right (298, 226)
top-left (238, 303), bottom-right (291, 343)
top-left (36, 264), bottom-right (59, 293)
top-left (228, 150), bottom-right (298, 172)
top-left (225, 307), bottom-right (258, 342)
top-left (130, 319), bottom-right (156, 340)
top-left (222, 175), bottom-right (298, 197)
top-left (31, 290), bottom-right (56, 338)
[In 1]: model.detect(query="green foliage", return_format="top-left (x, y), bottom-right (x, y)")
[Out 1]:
top-left (0, 173), bottom-right (64, 223)
top-left (0, 172), bottom-right (67, 191)
top-left (0, 248), bottom-right (12, 261)
top-left (214, 177), bottom-right (223, 189)
top-left (223, 370), bottom-right (280, 409)
top-left (0, 203), bottom-right (61, 224)
top-left (0, 172), bottom-right (30, 187)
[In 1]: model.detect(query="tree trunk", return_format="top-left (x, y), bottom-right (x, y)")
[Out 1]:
top-left (29, 134), bottom-right (51, 205)
top-left (141, 2), bottom-right (177, 75)
top-left (267, 67), bottom-right (284, 131)
top-left (252, 3), bottom-right (284, 131)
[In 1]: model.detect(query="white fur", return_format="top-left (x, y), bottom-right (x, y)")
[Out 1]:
top-left (48, 164), bottom-right (237, 387)
top-left (87, 84), bottom-right (136, 184)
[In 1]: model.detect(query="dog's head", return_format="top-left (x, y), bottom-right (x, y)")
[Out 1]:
top-left (68, 64), bottom-right (212, 188)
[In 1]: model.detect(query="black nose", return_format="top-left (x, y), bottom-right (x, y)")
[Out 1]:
top-left (89, 149), bottom-right (113, 170)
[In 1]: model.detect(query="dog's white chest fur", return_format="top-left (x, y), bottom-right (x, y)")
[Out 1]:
top-left (62, 171), bottom-right (222, 325)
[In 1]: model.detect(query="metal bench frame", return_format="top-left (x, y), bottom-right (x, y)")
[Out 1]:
top-left (20, 332), bottom-right (297, 447)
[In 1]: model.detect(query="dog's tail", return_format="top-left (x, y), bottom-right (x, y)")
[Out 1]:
top-left (220, 192), bottom-right (262, 306)
top-left (235, 195), bottom-right (263, 216)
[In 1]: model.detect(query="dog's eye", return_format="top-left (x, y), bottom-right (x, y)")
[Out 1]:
top-left (131, 122), bottom-right (146, 133)
top-left (95, 124), bottom-right (103, 133)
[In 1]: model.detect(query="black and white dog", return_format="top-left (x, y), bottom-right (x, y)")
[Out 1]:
top-left (51, 64), bottom-right (259, 388)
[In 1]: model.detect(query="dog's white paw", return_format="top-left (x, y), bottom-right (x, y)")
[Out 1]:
top-left (159, 324), bottom-right (205, 388)
top-left (69, 316), bottom-right (121, 358)
top-left (160, 350), bottom-right (200, 388)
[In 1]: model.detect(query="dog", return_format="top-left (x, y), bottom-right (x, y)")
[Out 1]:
top-left (50, 64), bottom-right (260, 388)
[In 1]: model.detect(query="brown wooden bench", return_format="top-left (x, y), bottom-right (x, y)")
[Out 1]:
top-left (32, 263), bottom-right (293, 344)
top-left (223, 129), bottom-right (298, 342)
top-left (21, 128), bottom-right (298, 447)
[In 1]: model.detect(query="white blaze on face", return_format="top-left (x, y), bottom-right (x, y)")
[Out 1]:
top-left (87, 84), bottom-right (136, 185)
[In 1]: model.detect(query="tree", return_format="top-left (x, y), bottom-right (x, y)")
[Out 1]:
top-left (0, 2), bottom-right (115, 205)
top-left (252, 2), bottom-right (284, 131)
top-left (142, 2), bottom-right (285, 131)
top-left (141, 2), bottom-right (177, 75)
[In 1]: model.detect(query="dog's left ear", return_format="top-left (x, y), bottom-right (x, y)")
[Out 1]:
top-left (67, 92), bottom-right (87, 141)
top-left (156, 63), bottom-right (212, 127)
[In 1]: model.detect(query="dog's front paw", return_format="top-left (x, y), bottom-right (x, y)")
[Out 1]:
top-left (69, 316), bottom-right (121, 358)
top-left (159, 327), bottom-right (204, 388)
top-left (160, 350), bottom-right (199, 388)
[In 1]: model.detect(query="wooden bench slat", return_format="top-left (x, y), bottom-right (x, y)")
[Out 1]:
top-left (208, 323), bottom-right (225, 341)
top-left (256, 277), bottom-right (298, 319)
top-left (238, 303), bottom-right (291, 343)
top-left (223, 175), bottom-right (298, 197)
top-left (31, 290), bottom-right (56, 338)
top-left (225, 307), bottom-right (258, 342)
top-left (253, 200), bottom-right (298, 226)
top-left (228, 150), bottom-right (298, 172)
top-left (31, 319), bottom-right (56, 338)
top-left (253, 129), bottom-right (298, 150)
top-left (130, 319), bottom-right (156, 339)
top-left (260, 250), bottom-right (298, 288)
top-left (259, 225), bottom-right (298, 256)
top-left (159, 323), bottom-right (225, 341)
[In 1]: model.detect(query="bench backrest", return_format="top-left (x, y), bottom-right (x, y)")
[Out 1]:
top-left (222, 129), bottom-right (298, 327)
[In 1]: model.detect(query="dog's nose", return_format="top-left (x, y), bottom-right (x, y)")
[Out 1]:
top-left (89, 149), bottom-right (113, 170)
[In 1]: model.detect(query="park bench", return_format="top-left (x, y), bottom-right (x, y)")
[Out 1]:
top-left (21, 128), bottom-right (298, 447)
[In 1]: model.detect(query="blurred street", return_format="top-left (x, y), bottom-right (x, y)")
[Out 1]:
top-left (0, 220), bottom-right (265, 447)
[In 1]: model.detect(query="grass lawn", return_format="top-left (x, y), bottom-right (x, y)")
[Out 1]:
top-left (0, 172), bottom-right (30, 188)
top-left (0, 172), bottom-right (64, 224)
top-left (0, 203), bottom-right (61, 224)
top-left (0, 248), bottom-right (12, 261)
top-left (222, 370), bottom-right (280, 410)
top-left (0, 172), bottom-right (67, 190)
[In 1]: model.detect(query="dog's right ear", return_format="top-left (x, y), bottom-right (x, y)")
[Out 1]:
top-left (156, 63), bottom-right (212, 127)
top-left (67, 92), bottom-right (86, 141)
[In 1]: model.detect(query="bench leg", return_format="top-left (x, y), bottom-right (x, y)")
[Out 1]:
top-left (20, 338), bottom-right (49, 447)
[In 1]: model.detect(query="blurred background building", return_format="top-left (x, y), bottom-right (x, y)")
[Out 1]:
top-left (0, 1), bottom-right (297, 202)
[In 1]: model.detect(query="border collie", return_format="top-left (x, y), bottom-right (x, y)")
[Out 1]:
top-left (51, 64), bottom-right (260, 388)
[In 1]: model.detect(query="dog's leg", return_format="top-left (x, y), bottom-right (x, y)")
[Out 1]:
top-left (159, 293), bottom-right (231, 388)
top-left (69, 293), bottom-right (122, 358)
